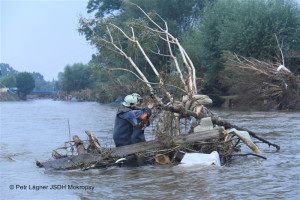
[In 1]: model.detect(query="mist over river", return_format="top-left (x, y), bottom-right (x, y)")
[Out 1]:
top-left (0, 99), bottom-right (299, 200)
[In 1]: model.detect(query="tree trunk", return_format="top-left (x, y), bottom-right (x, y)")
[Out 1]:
top-left (112, 128), bottom-right (224, 156)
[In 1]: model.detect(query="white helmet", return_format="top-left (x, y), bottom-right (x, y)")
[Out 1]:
top-left (122, 94), bottom-right (138, 108)
top-left (132, 93), bottom-right (142, 102)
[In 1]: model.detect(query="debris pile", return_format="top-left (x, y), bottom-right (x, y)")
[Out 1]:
top-left (37, 116), bottom-right (277, 170)
top-left (221, 51), bottom-right (300, 110)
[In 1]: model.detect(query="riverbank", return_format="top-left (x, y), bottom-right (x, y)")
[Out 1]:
top-left (2, 87), bottom-right (299, 111)
top-left (53, 89), bottom-right (300, 111)
top-left (0, 93), bottom-right (19, 101)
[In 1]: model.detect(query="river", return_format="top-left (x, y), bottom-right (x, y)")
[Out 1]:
top-left (0, 99), bottom-right (299, 200)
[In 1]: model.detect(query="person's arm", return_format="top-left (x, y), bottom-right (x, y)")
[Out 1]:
top-left (125, 111), bottom-right (140, 128)
top-left (134, 106), bottom-right (142, 110)
top-left (132, 110), bottom-right (145, 129)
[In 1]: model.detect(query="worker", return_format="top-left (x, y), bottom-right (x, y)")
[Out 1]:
top-left (113, 93), bottom-right (151, 147)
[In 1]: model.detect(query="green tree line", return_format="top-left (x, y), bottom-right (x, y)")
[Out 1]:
top-left (0, 63), bottom-right (55, 90)
top-left (56, 63), bottom-right (92, 92)
top-left (182, 0), bottom-right (300, 82)
top-left (0, 63), bottom-right (56, 99)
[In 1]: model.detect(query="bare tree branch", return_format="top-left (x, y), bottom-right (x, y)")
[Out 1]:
top-left (128, 1), bottom-right (165, 32)
top-left (274, 33), bottom-right (285, 66)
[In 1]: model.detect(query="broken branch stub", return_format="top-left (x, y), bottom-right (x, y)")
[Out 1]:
top-left (73, 135), bottom-right (87, 155)
top-left (85, 130), bottom-right (101, 150)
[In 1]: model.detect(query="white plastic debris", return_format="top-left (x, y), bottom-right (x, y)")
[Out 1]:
top-left (179, 151), bottom-right (221, 167)
top-left (115, 158), bottom-right (126, 163)
top-left (276, 65), bottom-right (291, 73)
top-left (194, 117), bottom-right (214, 132)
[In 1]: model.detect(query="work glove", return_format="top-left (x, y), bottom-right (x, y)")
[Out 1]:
top-left (141, 107), bottom-right (151, 116)
top-left (141, 106), bottom-right (149, 112)
top-left (139, 121), bottom-right (145, 129)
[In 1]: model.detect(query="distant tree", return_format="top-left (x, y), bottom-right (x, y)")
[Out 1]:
top-left (0, 76), bottom-right (16, 88)
top-left (54, 72), bottom-right (64, 91)
top-left (86, 0), bottom-right (211, 37)
top-left (60, 63), bottom-right (92, 92)
top-left (31, 72), bottom-right (54, 90)
top-left (182, 0), bottom-right (300, 83)
top-left (16, 72), bottom-right (35, 100)
top-left (0, 63), bottom-right (18, 77)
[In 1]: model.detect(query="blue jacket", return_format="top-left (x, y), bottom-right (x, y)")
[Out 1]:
top-left (113, 106), bottom-right (146, 147)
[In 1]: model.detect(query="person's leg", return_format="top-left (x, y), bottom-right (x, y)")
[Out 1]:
top-left (131, 127), bottom-right (145, 144)
top-left (113, 116), bottom-right (133, 147)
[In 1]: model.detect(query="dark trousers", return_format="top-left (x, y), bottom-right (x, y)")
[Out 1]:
top-left (113, 116), bottom-right (146, 147)
top-left (131, 127), bottom-right (145, 144)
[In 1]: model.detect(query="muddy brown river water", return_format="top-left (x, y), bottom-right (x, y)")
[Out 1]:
top-left (0, 99), bottom-right (299, 200)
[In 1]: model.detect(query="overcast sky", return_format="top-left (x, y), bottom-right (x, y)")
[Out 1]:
top-left (1, 0), bottom-right (299, 82)
top-left (0, 0), bottom-right (96, 81)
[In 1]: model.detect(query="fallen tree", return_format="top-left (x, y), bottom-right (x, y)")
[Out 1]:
top-left (37, 2), bottom-right (280, 170)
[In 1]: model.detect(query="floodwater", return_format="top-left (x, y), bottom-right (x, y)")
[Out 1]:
top-left (0, 99), bottom-right (299, 200)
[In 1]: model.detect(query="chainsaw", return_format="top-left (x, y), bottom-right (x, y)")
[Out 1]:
top-left (139, 107), bottom-right (151, 130)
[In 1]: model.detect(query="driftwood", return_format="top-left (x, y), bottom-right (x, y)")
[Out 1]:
top-left (73, 135), bottom-right (87, 155)
top-left (85, 130), bottom-right (101, 150)
top-left (38, 129), bottom-right (225, 170)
